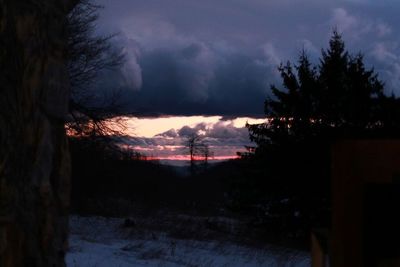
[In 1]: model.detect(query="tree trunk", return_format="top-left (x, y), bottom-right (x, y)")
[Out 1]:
top-left (0, 1), bottom-right (76, 266)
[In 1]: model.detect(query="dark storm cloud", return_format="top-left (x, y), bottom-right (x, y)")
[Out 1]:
top-left (94, 0), bottom-right (400, 115)
top-left (112, 45), bottom-right (271, 115)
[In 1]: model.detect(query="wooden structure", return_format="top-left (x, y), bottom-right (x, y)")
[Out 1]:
top-left (313, 140), bottom-right (400, 267)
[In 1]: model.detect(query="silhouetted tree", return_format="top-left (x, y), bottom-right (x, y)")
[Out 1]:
top-left (243, 31), bottom-right (400, 237)
top-left (199, 143), bottom-right (213, 165)
top-left (185, 134), bottom-right (201, 175)
top-left (184, 134), bottom-right (212, 174)
top-left (66, 0), bottom-right (125, 136)
top-left (197, 142), bottom-right (214, 170)
top-left (248, 30), bottom-right (395, 151)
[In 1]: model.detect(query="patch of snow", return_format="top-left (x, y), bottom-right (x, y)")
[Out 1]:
top-left (66, 216), bottom-right (310, 267)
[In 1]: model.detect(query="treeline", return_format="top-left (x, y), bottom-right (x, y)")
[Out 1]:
top-left (69, 136), bottom-right (227, 216)
top-left (231, 31), bottom-right (400, 241)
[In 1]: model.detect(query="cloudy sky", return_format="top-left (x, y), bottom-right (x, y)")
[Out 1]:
top-left (110, 116), bottom-right (265, 163)
top-left (95, 0), bottom-right (400, 161)
top-left (95, 0), bottom-right (400, 116)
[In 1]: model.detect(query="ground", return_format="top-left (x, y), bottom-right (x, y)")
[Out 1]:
top-left (66, 215), bottom-right (310, 267)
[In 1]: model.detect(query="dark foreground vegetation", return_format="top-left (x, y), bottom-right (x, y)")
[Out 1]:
top-left (69, 136), bottom-right (310, 249)
top-left (70, 136), bottom-right (225, 216)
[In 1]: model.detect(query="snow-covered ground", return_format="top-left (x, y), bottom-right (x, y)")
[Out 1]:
top-left (66, 216), bottom-right (310, 267)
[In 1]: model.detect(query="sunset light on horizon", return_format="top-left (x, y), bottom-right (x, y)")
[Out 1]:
top-left (109, 115), bottom-right (266, 162)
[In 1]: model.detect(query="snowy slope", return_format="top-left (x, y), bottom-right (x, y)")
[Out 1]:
top-left (66, 216), bottom-right (310, 267)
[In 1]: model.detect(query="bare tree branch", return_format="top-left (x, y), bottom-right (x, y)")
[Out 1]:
top-left (66, 0), bottom-right (125, 136)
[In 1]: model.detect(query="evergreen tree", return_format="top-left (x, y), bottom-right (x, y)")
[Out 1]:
top-left (242, 31), bottom-right (400, 236)
top-left (248, 30), bottom-right (391, 151)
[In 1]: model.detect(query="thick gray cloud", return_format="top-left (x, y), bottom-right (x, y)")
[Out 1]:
top-left (94, 0), bottom-right (400, 115)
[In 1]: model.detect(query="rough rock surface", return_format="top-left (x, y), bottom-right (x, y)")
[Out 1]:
top-left (0, 1), bottom-right (76, 266)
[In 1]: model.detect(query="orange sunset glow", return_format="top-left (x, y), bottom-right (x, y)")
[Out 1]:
top-left (109, 116), bottom-right (266, 137)
top-left (106, 115), bottom-right (265, 163)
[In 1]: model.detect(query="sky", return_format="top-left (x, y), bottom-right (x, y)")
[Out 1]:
top-left (94, 0), bottom-right (400, 116)
top-left (109, 116), bottom-right (265, 164)
top-left (94, 0), bottom-right (400, 161)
